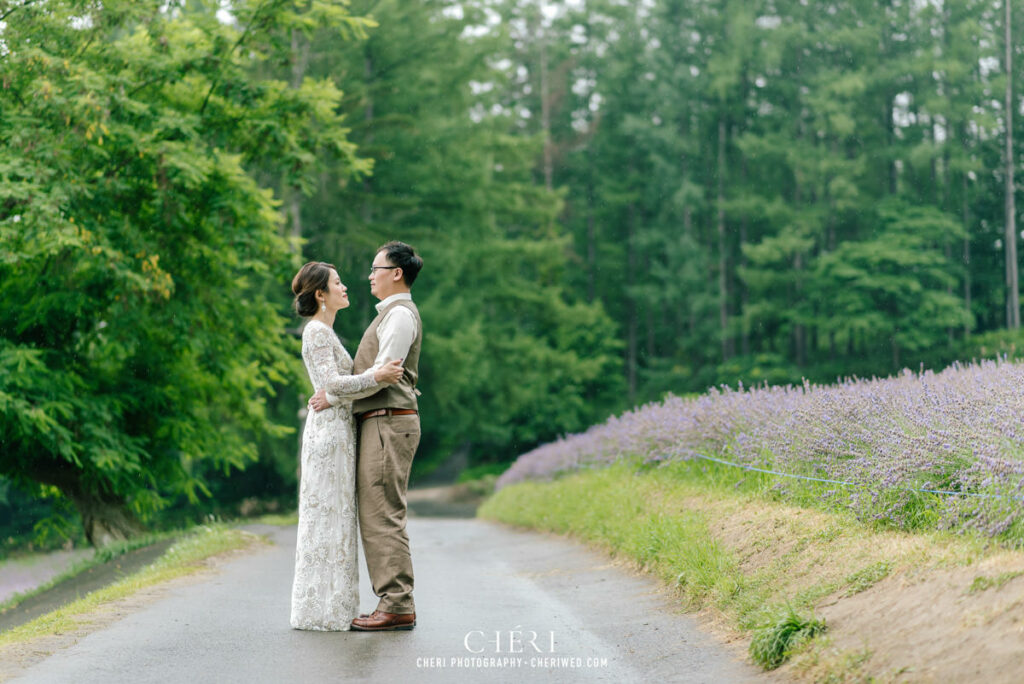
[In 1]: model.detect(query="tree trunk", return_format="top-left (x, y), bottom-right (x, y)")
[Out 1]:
top-left (645, 254), bottom-right (655, 361)
top-left (740, 156), bottom-right (750, 356)
top-left (792, 146), bottom-right (805, 367)
top-left (33, 461), bottom-right (144, 547)
top-left (685, 204), bottom-right (696, 336)
top-left (540, 30), bottom-right (553, 192)
top-left (941, 125), bottom-right (953, 345)
top-left (1005, 0), bottom-right (1020, 329)
top-left (885, 96), bottom-right (898, 195)
top-left (586, 150), bottom-right (597, 303)
top-left (626, 200), bottom-right (638, 402)
top-left (963, 164), bottom-right (972, 338)
top-left (286, 29), bottom-right (310, 244)
top-left (681, 139), bottom-right (696, 337)
top-left (794, 252), bottom-right (806, 367)
top-left (717, 118), bottom-right (731, 362)
top-left (68, 490), bottom-right (145, 548)
top-left (362, 52), bottom-right (375, 235)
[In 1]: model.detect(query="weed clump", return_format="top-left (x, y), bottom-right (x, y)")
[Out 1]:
top-left (749, 606), bottom-right (826, 670)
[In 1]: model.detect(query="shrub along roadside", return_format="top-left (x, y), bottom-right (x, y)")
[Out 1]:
top-left (478, 459), bottom-right (995, 676)
top-left (0, 525), bottom-right (262, 649)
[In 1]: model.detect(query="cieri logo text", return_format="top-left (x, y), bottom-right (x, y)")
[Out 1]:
top-left (463, 627), bottom-right (556, 654)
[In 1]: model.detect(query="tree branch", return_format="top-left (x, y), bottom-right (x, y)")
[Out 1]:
top-left (199, 0), bottom-right (283, 116)
top-left (0, 0), bottom-right (41, 23)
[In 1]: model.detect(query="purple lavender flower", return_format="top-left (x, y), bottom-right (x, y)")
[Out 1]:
top-left (495, 359), bottom-right (1024, 537)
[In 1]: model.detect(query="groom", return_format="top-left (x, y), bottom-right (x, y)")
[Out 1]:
top-left (310, 241), bottom-right (423, 631)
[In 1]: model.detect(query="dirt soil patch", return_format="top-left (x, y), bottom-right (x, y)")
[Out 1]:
top-left (811, 554), bottom-right (1024, 682)
top-left (684, 493), bottom-right (1024, 682)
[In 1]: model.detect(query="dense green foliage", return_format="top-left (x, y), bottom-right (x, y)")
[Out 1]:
top-left (3, 0), bottom-right (1024, 544)
top-left (488, 0), bottom-right (1024, 400)
top-left (0, 0), bottom-right (371, 544)
top-left (280, 0), bottom-right (624, 474)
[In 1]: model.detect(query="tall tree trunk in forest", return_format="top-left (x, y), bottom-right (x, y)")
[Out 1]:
top-left (539, 26), bottom-right (553, 191)
top-left (645, 254), bottom-right (655, 361)
top-left (586, 149), bottom-right (597, 303)
top-left (886, 95), bottom-right (898, 195)
top-left (287, 28), bottom-right (310, 243)
top-left (626, 200), bottom-right (638, 402)
top-left (794, 251), bottom-right (806, 367)
top-left (1005, 0), bottom-right (1020, 329)
top-left (740, 156), bottom-right (749, 356)
top-left (363, 51), bottom-right (375, 212)
top-left (360, 50), bottom-right (376, 331)
top-left (940, 122), bottom-right (954, 345)
top-left (685, 201), bottom-right (696, 336)
top-left (963, 163), bottom-right (972, 337)
top-left (827, 139), bottom-right (838, 360)
top-left (681, 140), bottom-right (696, 337)
top-left (717, 118), bottom-right (731, 362)
top-left (792, 143), bottom-right (806, 367)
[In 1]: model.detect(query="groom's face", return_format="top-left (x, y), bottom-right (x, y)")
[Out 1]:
top-left (368, 250), bottom-right (401, 300)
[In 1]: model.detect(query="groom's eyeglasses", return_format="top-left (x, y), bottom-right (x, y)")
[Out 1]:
top-left (369, 266), bottom-right (399, 276)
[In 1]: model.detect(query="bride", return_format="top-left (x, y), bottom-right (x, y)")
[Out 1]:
top-left (289, 261), bottom-right (404, 631)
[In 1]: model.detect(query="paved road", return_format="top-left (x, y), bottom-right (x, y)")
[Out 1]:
top-left (9, 519), bottom-right (766, 683)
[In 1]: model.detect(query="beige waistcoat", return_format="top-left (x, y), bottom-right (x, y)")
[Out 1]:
top-left (352, 299), bottom-right (422, 414)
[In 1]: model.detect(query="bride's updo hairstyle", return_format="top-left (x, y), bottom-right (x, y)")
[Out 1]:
top-left (291, 261), bottom-right (336, 317)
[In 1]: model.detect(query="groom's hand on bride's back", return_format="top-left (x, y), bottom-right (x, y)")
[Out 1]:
top-left (308, 388), bottom-right (330, 412)
top-left (374, 358), bottom-right (404, 385)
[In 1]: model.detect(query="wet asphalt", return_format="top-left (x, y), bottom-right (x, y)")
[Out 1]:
top-left (8, 518), bottom-right (767, 683)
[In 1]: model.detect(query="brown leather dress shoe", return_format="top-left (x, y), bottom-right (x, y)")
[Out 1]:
top-left (351, 610), bottom-right (416, 631)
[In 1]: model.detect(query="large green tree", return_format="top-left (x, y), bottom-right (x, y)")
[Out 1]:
top-left (282, 0), bottom-right (624, 473)
top-left (486, 0), bottom-right (1022, 399)
top-left (0, 0), bottom-right (371, 545)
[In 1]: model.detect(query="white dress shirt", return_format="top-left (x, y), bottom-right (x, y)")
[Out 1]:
top-left (371, 293), bottom-right (418, 369)
top-left (325, 293), bottom-right (417, 407)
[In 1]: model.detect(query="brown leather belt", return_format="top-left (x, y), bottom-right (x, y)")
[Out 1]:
top-left (356, 408), bottom-right (418, 422)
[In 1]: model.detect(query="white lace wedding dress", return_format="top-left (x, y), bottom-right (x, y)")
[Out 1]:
top-left (290, 319), bottom-right (380, 631)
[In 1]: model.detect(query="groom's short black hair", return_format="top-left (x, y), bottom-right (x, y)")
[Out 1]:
top-left (378, 241), bottom-right (423, 286)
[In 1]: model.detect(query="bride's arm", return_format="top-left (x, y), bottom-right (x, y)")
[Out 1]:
top-left (307, 326), bottom-right (381, 401)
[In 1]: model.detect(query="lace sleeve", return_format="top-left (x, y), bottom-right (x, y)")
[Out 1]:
top-left (306, 326), bottom-right (381, 400)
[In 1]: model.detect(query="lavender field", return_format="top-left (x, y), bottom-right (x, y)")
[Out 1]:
top-left (497, 359), bottom-right (1024, 537)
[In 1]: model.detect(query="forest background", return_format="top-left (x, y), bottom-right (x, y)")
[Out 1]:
top-left (3, 0), bottom-right (1024, 548)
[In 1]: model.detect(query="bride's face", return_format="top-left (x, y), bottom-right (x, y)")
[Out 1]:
top-left (322, 269), bottom-right (350, 312)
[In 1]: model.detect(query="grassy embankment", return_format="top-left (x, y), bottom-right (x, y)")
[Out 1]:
top-left (479, 459), bottom-right (1023, 680)
top-left (0, 524), bottom-right (262, 649)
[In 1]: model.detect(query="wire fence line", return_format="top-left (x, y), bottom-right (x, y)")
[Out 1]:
top-left (688, 452), bottom-right (1024, 502)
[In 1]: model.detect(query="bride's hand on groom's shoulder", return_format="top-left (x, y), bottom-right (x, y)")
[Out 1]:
top-left (374, 359), bottom-right (404, 385)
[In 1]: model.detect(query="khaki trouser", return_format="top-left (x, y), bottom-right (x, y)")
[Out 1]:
top-left (356, 413), bottom-right (420, 614)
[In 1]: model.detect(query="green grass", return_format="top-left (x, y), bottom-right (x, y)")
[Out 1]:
top-left (649, 452), bottom-right (1023, 547)
top-left (967, 570), bottom-right (1024, 594)
top-left (456, 463), bottom-right (509, 483)
top-left (843, 560), bottom-right (893, 596)
top-left (749, 605), bottom-right (826, 670)
top-left (0, 524), bottom-right (261, 648)
top-left (252, 511), bottom-right (299, 526)
top-left (480, 461), bottom-right (743, 607)
top-left (479, 458), bottom-right (991, 676)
